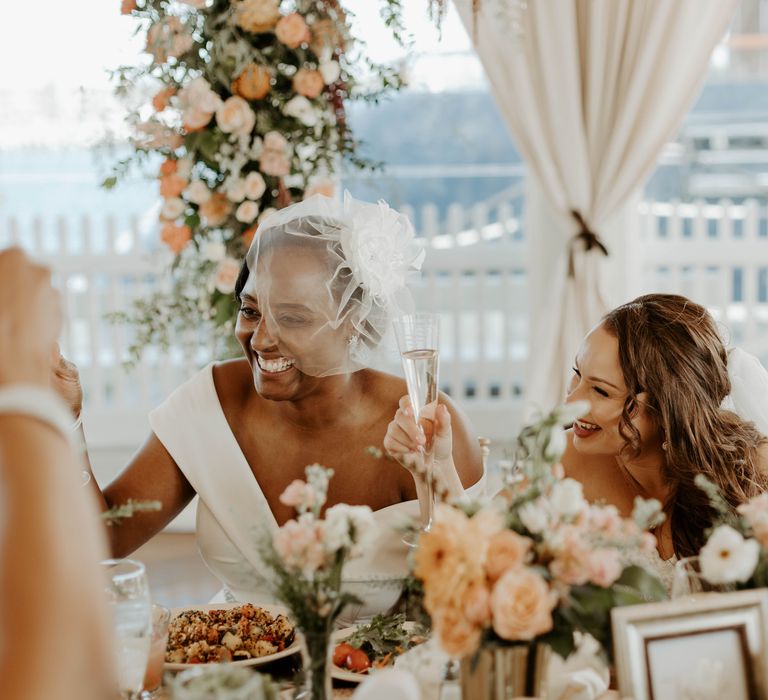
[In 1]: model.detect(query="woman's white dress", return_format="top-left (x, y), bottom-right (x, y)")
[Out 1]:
top-left (149, 363), bottom-right (485, 624)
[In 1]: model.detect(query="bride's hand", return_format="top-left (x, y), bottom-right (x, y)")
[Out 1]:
top-left (384, 395), bottom-right (453, 476)
top-left (51, 346), bottom-right (83, 419)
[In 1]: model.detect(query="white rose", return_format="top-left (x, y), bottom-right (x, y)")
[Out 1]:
top-left (549, 478), bottom-right (586, 519)
top-left (519, 499), bottom-right (549, 534)
top-left (258, 207), bottom-right (277, 225)
top-left (235, 200), bottom-right (259, 224)
top-left (183, 180), bottom-right (211, 205)
top-left (700, 525), bottom-right (760, 584)
top-left (319, 60), bottom-right (341, 84)
top-left (263, 130), bottom-right (289, 153)
top-left (213, 257), bottom-right (241, 294)
top-left (160, 197), bottom-right (186, 220)
top-left (346, 506), bottom-right (376, 555)
top-left (216, 96), bottom-right (256, 136)
top-left (224, 177), bottom-right (247, 203)
top-left (323, 504), bottom-right (353, 553)
top-left (243, 172), bottom-right (266, 200)
top-left (283, 95), bottom-right (319, 127)
top-left (201, 240), bottom-right (226, 262)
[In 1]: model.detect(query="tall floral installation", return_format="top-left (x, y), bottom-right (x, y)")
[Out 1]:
top-left (413, 403), bottom-right (668, 696)
top-left (108, 0), bottom-right (404, 363)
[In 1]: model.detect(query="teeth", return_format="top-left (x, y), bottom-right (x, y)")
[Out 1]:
top-left (258, 356), bottom-right (295, 373)
top-left (575, 419), bottom-right (600, 431)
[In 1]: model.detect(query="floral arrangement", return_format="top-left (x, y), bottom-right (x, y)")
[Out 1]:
top-left (413, 403), bottom-right (667, 662)
top-left (108, 0), bottom-right (404, 364)
top-left (258, 463), bottom-right (376, 700)
top-left (692, 475), bottom-right (768, 587)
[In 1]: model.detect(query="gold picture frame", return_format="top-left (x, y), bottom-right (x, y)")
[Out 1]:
top-left (611, 590), bottom-right (768, 700)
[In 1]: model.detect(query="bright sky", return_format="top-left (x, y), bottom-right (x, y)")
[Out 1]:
top-left (1, 1), bottom-right (474, 91)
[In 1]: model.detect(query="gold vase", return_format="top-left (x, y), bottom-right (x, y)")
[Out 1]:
top-left (460, 643), bottom-right (550, 699)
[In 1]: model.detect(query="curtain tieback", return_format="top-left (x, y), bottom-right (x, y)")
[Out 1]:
top-left (567, 210), bottom-right (609, 277)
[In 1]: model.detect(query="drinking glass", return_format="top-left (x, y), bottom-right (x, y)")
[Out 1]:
top-left (141, 604), bottom-right (171, 698)
top-left (102, 558), bottom-right (153, 700)
top-left (671, 556), bottom-right (737, 598)
top-left (393, 313), bottom-right (440, 544)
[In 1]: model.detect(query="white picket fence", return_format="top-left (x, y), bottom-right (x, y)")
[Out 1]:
top-left (3, 196), bottom-right (768, 452)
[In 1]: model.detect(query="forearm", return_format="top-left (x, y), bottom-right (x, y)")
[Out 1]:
top-left (0, 416), bottom-right (114, 700)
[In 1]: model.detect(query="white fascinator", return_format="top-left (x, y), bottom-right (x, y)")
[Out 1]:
top-left (244, 192), bottom-right (424, 376)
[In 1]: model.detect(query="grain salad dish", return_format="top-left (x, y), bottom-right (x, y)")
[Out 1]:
top-left (166, 604), bottom-right (295, 664)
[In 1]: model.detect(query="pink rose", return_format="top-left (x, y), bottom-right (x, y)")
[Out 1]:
top-left (293, 68), bottom-right (325, 99)
top-left (213, 257), bottom-right (240, 294)
top-left (279, 479), bottom-right (316, 511)
top-left (272, 516), bottom-right (327, 573)
top-left (490, 568), bottom-right (555, 642)
top-left (587, 548), bottom-right (623, 588)
top-left (486, 530), bottom-right (531, 583)
top-left (275, 13), bottom-right (311, 48)
top-left (548, 529), bottom-right (592, 586)
top-left (216, 96), bottom-right (256, 136)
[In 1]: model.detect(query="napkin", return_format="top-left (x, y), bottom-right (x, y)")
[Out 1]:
top-left (351, 668), bottom-right (421, 700)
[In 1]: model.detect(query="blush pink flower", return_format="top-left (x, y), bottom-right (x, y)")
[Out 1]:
top-left (213, 257), bottom-right (240, 294)
top-left (275, 13), bottom-right (311, 48)
top-left (279, 479), bottom-right (316, 511)
top-left (738, 493), bottom-right (768, 547)
top-left (548, 528), bottom-right (592, 586)
top-left (273, 516), bottom-right (327, 573)
top-left (586, 548), bottom-right (623, 588)
top-left (199, 192), bottom-right (232, 227)
top-left (293, 68), bottom-right (325, 99)
top-left (490, 568), bottom-right (556, 642)
top-left (259, 150), bottom-right (291, 177)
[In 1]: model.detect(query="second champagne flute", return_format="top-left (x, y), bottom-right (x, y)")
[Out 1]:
top-left (393, 312), bottom-right (440, 542)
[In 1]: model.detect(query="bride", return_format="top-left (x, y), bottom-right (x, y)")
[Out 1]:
top-left (56, 193), bottom-right (484, 612)
top-left (387, 293), bottom-right (768, 587)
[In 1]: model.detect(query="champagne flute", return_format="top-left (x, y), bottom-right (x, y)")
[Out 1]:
top-left (102, 558), bottom-right (152, 700)
top-left (393, 313), bottom-right (440, 544)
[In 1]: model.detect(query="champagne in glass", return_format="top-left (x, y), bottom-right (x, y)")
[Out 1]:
top-left (102, 559), bottom-right (152, 700)
top-left (393, 313), bottom-right (440, 543)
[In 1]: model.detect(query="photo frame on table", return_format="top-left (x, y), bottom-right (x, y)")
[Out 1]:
top-left (611, 589), bottom-right (768, 700)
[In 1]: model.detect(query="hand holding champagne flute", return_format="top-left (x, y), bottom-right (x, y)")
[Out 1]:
top-left (393, 313), bottom-right (440, 542)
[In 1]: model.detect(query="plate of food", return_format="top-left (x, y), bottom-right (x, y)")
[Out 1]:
top-left (165, 602), bottom-right (300, 670)
top-left (331, 613), bottom-right (428, 683)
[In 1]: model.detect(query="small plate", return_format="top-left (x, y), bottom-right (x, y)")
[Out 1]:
top-left (165, 602), bottom-right (301, 671)
top-left (330, 621), bottom-right (420, 684)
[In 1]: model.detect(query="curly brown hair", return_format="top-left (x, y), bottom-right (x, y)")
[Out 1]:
top-left (602, 293), bottom-right (768, 558)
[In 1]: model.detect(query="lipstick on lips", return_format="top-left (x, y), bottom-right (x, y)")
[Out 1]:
top-left (573, 418), bottom-right (601, 439)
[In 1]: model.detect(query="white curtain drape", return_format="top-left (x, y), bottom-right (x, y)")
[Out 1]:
top-left (453, 0), bottom-right (738, 411)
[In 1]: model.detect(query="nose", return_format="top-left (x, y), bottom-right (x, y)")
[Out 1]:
top-left (565, 377), bottom-right (584, 403)
top-left (251, 316), bottom-right (278, 352)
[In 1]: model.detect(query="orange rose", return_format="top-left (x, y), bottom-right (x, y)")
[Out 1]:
top-left (490, 568), bottom-right (555, 642)
top-left (231, 63), bottom-right (272, 100)
top-left (199, 192), bottom-right (232, 227)
top-left (121, 0), bottom-right (136, 14)
top-left (486, 530), bottom-right (531, 583)
top-left (160, 223), bottom-right (191, 254)
top-left (275, 13), bottom-right (311, 48)
top-left (434, 604), bottom-right (482, 659)
top-left (234, 0), bottom-right (280, 33)
top-left (158, 159), bottom-right (178, 177)
top-left (293, 68), bottom-right (324, 99)
top-left (242, 225), bottom-right (258, 248)
top-left (159, 174), bottom-right (188, 198)
top-left (152, 86), bottom-right (176, 112)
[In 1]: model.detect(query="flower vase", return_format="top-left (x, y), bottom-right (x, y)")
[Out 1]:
top-left (460, 643), bottom-right (550, 699)
top-left (300, 628), bottom-right (333, 700)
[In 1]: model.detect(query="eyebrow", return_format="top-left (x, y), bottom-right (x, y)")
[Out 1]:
top-left (275, 303), bottom-right (313, 312)
top-left (574, 358), bottom-right (622, 391)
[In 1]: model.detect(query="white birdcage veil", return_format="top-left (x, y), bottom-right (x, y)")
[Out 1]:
top-left (243, 192), bottom-right (424, 377)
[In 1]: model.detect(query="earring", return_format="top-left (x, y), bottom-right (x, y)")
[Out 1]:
top-left (347, 334), bottom-right (360, 351)
top-left (662, 441), bottom-right (669, 452)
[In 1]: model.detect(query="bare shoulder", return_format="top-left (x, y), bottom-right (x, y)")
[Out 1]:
top-left (211, 358), bottom-right (254, 405)
top-left (358, 368), bottom-right (408, 409)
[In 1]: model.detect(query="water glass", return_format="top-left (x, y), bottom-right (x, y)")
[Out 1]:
top-left (671, 556), bottom-right (737, 598)
top-left (171, 666), bottom-right (274, 700)
top-left (141, 604), bottom-right (171, 698)
top-left (102, 558), bottom-right (153, 700)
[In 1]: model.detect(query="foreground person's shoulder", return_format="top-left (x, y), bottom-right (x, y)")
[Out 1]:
top-left (211, 358), bottom-right (252, 396)
top-left (360, 368), bottom-right (407, 399)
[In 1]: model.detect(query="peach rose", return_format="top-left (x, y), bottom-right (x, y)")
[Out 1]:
top-left (275, 13), bottom-right (311, 48)
top-left (259, 150), bottom-right (291, 177)
top-left (183, 180), bottom-right (212, 205)
top-left (146, 17), bottom-right (193, 63)
top-left (160, 197), bottom-right (186, 221)
top-left (235, 200), bottom-right (259, 224)
top-left (303, 179), bottom-right (334, 199)
top-left (160, 223), bottom-right (192, 254)
top-left (133, 122), bottom-right (183, 151)
top-left (213, 257), bottom-right (241, 294)
top-left (152, 86), bottom-right (176, 112)
top-left (216, 96), bottom-right (256, 136)
top-left (183, 107), bottom-right (215, 132)
top-left (490, 568), bottom-right (555, 642)
top-left (244, 172), bottom-right (267, 200)
top-left (587, 548), bottom-right (623, 588)
top-left (293, 68), bottom-right (325, 99)
top-left (121, 0), bottom-right (136, 14)
top-left (263, 131), bottom-right (288, 152)
top-left (199, 192), bottom-right (232, 227)
top-left (158, 158), bottom-right (178, 177)
top-left (463, 577), bottom-right (492, 626)
top-left (310, 17), bottom-right (347, 55)
top-left (234, 0), bottom-right (280, 33)
top-left (548, 529), bottom-right (591, 586)
top-left (159, 174), bottom-right (188, 199)
top-left (231, 63), bottom-right (272, 100)
top-left (242, 225), bottom-right (258, 247)
top-left (486, 530), bottom-right (532, 583)
top-left (434, 604), bottom-right (482, 659)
